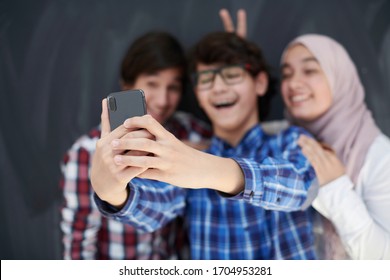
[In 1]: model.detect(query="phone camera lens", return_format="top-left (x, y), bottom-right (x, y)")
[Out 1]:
top-left (108, 96), bottom-right (117, 111)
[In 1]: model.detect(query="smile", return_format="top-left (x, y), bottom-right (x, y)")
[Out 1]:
top-left (290, 94), bottom-right (310, 104)
top-left (212, 98), bottom-right (237, 109)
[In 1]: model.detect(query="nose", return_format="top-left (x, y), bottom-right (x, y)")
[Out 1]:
top-left (155, 88), bottom-right (169, 108)
top-left (211, 73), bottom-right (228, 93)
top-left (286, 73), bottom-right (305, 91)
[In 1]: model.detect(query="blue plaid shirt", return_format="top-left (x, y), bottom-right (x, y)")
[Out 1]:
top-left (96, 124), bottom-right (317, 259)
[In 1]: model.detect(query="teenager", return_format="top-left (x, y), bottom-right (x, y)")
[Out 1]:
top-left (281, 34), bottom-right (390, 259)
top-left (90, 32), bottom-right (318, 259)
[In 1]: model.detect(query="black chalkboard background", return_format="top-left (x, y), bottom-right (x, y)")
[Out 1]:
top-left (1, 0), bottom-right (389, 259)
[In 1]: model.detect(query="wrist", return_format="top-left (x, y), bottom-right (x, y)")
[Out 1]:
top-left (203, 155), bottom-right (244, 194)
top-left (102, 187), bottom-right (130, 210)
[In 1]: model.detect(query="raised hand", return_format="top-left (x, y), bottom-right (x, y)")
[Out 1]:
top-left (111, 115), bottom-right (244, 194)
top-left (298, 135), bottom-right (346, 186)
top-left (219, 8), bottom-right (247, 38)
top-left (90, 99), bottom-right (148, 207)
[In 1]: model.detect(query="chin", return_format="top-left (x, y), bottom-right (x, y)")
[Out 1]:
top-left (289, 109), bottom-right (315, 122)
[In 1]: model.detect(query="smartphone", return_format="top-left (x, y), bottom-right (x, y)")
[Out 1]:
top-left (106, 89), bottom-right (146, 130)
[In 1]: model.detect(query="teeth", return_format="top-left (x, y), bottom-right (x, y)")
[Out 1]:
top-left (291, 95), bottom-right (309, 102)
top-left (216, 101), bottom-right (232, 106)
top-left (214, 99), bottom-right (236, 106)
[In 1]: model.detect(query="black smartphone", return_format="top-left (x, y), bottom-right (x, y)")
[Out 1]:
top-left (106, 89), bottom-right (146, 130)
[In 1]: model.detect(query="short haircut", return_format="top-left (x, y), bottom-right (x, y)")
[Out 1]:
top-left (188, 31), bottom-right (276, 120)
top-left (120, 31), bottom-right (186, 85)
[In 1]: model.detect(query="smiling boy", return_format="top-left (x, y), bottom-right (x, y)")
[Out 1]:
top-left (91, 32), bottom-right (317, 259)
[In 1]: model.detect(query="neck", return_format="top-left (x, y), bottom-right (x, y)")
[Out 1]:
top-left (214, 119), bottom-right (259, 147)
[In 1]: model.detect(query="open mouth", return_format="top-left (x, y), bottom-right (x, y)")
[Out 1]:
top-left (213, 99), bottom-right (237, 109)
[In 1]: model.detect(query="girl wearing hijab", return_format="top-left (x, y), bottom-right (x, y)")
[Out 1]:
top-left (280, 34), bottom-right (390, 259)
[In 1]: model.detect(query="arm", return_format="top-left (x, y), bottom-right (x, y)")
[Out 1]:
top-left (228, 127), bottom-right (316, 211)
top-left (60, 137), bottom-right (101, 259)
top-left (113, 118), bottom-right (315, 211)
top-left (299, 135), bottom-right (390, 259)
top-left (112, 114), bottom-right (244, 195)
top-left (94, 178), bottom-right (187, 232)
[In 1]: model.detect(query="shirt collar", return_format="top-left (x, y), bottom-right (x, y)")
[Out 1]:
top-left (208, 124), bottom-right (264, 154)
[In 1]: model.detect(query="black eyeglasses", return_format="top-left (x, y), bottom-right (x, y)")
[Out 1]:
top-left (192, 64), bottom-right (251, 90)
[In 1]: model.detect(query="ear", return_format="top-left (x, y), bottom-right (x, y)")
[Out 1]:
top-left (254, 72), bottom-right (268, 97)
top-left (120, 79), bottom-right (133, 90)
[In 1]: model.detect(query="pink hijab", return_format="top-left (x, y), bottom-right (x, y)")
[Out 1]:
top-left (282, 34), bottom-right (380, 184)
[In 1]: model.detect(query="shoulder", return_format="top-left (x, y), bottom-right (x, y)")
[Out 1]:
top-left (363, 134), bottom-right (390, 173)
top-left (170, 111), bottom-right (210, 128)
top-left (66, 126), bottom-right (100, 155)
top-left (261, 119), bottom-right (312, 138)
top-left (168, 111), bottom-right (212, 139)
top-left (359, 134), bottom-right (390, 189)
top-left (261, 119), bottom-right (289, 135)
top-left (265, 121), bottom-right (312, 145)
top-left (368, 134), bottom-right (390, 156)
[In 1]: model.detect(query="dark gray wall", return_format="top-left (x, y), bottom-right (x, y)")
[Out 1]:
top-left (1, 0), bottom-right (389, 259)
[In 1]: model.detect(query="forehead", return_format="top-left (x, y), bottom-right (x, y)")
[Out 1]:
top-left (138, 67), bottom-right (183, 80)
top-left (283, 44), bottom-right (318, 66)
top-left (196, 63), bottom-right (225, 72)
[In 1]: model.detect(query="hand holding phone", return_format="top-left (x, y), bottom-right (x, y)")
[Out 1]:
top-left (107, 89), bottom-right (146, 130)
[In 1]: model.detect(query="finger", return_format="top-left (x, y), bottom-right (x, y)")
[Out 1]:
top-left (111, 138), bottom-right (160, 155)
top-left (114, 154), bottom-right (162, 170)
top-left (319, 142), bottom-right (334, 152)
top-left (111, 166), bottom-right (148, 185)
top-left (299, 137), bottom-right (327, 164)
top-left (123, 115), bottom-right (169, 140)
top-left (122, 129), bottom-right (155, 141)
top-left (298, 135), bottom-right (325, 154)
top-left (236, 9), bottom-right (247, 38)
top-left (299, 145), bottom-right (318, 164)
top-left (124, 150), bottom-right (150, 157)
top-left (219, 8), bottom-right (235, 32)
top-left (101, 99), bottom-right (111, 138)
top-left (137, 168), bottom-right (161, 181)
top-left (323, 149), bottom-right (342, 165)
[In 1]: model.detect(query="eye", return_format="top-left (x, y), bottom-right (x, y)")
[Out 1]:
top-left (146, 81), bottom-right (158, 88)
top-left (281, 71), bottom-right (292, 80)
top-left (303, 69), bottom-right (318, 75)
top-left (198, 73), bottom-right (214, 84)
top-left (222, 67), bottom-right (244, 81)
top-left (225, 72), bottom-right (241, 79)
top-left (168, 84), bottom-right (182, 94)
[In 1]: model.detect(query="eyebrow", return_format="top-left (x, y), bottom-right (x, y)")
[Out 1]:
top-left (281, 56), bottom-right (319, 69)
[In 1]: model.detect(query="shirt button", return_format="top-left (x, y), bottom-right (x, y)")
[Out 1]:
top-left (249, 191), bottom-right (254, 197)
top-left (276, 197), bottom-right (281, 203)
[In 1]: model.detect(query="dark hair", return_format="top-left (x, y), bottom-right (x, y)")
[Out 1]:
top-left (188, 31), bottom-right (276, 120)
top-left (120, 31), bottom-right (186, 85)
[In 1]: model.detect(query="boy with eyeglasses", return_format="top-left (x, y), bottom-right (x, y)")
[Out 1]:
top-left (90, 32), bottom-right (318, 259)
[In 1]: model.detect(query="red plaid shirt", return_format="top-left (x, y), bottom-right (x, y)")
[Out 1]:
top-left (60, 111), bottom-right (211, 259)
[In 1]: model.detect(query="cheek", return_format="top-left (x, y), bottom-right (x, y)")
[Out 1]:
top-left (144, 92), bottom-right (153, 104)
top-left (314, 82), bottom-right (333, 108)
top-left (280, 82), bottom-right (289, 101)
top-left (169, 93), bottom-right (181, 106)
top-left (195, 92), bottom-right (208, 109)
